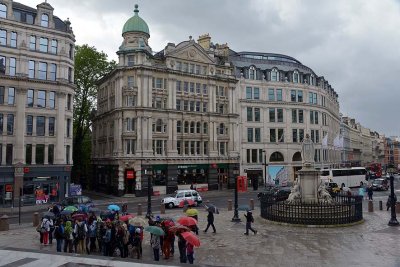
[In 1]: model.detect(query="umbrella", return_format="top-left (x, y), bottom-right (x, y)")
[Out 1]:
top-left (185, 208), bottom-right (199, 217)
top-left (238, 205), bottom-right (250, 211)
top-left (205, 204), bottom-right (219, 214)
top-left (169, 225), bottom-right (191, 234)
top-left (161, 220), bottom-right (175, 227)
top-left (177, 216), bottom-right (197, 226)
top-left (181, 231), bottom-right (201, 247)
top-left (179, 199), bottom-right (196, 208)
top-left (60, 209), bottom-right (73, 216)
top-left (120, 214), bottom-right (134, 222)
top-left (72, 213), bottom-right (88, 220)
top-left (129, 217), bottom-right (147, 227)
top-left (144, 226), bottom-right (165, 236)
top-left (107, 204), bottom-right (121, 212)
top-left (42, 211), bottom-right (55, 219)
top-left (64, 206), bottom-right (78, 212)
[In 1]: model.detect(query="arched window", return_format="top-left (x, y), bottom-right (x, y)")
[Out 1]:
top-left (203, 122), bottom-right (208, 134)
top-left (293, 70), bottom-right (299, 83)
top-left (0, 4), bottom-right (6, 18)
top-left (156, 119), bottom-right (162, 132)
top-left (184, 121), bottom-right (189, 133)
top-left (271, 68), bottom-right (279, 81)
top-left (41, 14), bottom-right (49, 27)
top-left (196, 122), bottom-right (201, 134)
top-left (190, 122), bottom-right (195, 134)
top-left (269, 152), bottom-right (284, 162)
top-left (177, 121), bottom-right (182, 133)
top-left (292, 152), bottom-right (302, 162)
top-left (249, 66), bottom-right (256, 80)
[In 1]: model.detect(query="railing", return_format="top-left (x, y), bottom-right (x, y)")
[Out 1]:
top-left (260, 194), bottom-right (363, 225)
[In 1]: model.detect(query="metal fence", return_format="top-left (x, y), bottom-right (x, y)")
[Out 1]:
top-left (259, 194), bottom-right (363, 225)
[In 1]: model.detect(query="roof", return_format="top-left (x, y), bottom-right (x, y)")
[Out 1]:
top-left (122, 4), bottom-right (149, 36)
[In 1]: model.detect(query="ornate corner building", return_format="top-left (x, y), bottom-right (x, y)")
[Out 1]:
top-left (0, 0), bottom-right (75, 206)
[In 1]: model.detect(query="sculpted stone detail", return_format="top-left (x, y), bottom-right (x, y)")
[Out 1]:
top-left (318, 183), bottom-right (333, 203)
top-left (286, 179), bottom-right (301, 204)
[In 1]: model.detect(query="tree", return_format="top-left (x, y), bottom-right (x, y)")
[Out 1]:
top-left (73, 44), bottom-right (116, 186)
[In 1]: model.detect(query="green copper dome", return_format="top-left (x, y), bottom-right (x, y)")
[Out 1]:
top-left (122, 5), bottom-right (150, 36)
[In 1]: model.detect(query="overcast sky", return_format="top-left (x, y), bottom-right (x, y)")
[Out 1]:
top-left (19, 0), bottom-right (400, 136)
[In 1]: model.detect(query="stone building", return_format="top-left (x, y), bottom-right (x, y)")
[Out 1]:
top-left (0, 0), bottom-right (75, 206)
top-left (91, 6), bottom-right (239, 196)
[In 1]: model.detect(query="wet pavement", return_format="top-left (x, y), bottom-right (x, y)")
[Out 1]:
top-left (0, 200), bottom-right (399, 267)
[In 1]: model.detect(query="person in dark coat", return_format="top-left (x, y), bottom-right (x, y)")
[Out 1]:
top-left (367, 185), bottom-right (373, 200)
top-left (244, 210), bottom-right (257, 235)
top-left (177, 233), bottom-right (187, 263)
top-left (203, 211), bottom-right (216, 233)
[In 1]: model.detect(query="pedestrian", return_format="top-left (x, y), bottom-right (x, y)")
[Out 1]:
top-left (358, 181), bottom-right (365, 199)
top-left (63, 220), bottom-right (74, 253)
top-left (186, 241), bottom-right (195, 264)
top-left (244, 210), bottom-right (257, 235)
top-left (367, 185), bottom-right (373, 200)
top-left (48, 217), bottom-right (54, 244)
top-left (203, 211), bottom-right (216, 233)
top-left (102, 223), bottom-right (112, 256)
top-left (73, 218), bottom-right (88, 254)
top-left (150, 234), bottom-right (160, 261)
top-left (54, 219), bottom-right (65, 252)
top-left (40, 216), bottom-right (53, 245)
top-left (88, 219), bottom-right (97, 253)
top-left (177, 233), bottom-right (187, 263)
top-left (131, 229), bottom-right (142, 259)
top-left (97, 220), bottom-right (105, 254)
top-left (387, 195), bottom-right (397, 211)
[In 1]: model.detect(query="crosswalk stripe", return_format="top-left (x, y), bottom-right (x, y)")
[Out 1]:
top-left (0, 258), bottom-right (38, 267)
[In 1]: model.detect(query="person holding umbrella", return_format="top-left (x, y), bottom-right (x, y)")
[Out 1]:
top-left (203, 210), bottom-right (216, 233)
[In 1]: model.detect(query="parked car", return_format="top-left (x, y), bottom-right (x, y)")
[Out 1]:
top-left (161, 189), bottom-right (202, 208)
top-left (273, 187), bottom-right (292, 202)
top-left (372, 178), bottom-right (389, 191)
top-left (60, 195), bottom-right (93, 206)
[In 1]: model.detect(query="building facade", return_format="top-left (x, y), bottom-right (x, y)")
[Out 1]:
top-left (91, 6), bottom-right (240, 196)
top-left (0, 0), bottom-right (75, 206)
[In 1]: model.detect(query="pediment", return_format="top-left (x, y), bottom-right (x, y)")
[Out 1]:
top-left (166, 42), bottom-right (214, 64)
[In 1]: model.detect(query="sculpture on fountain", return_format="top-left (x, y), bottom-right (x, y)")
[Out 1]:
top-left (286, 179), bottom-right (301, 204)
top-left (318, 183), bottom-right (333, 204)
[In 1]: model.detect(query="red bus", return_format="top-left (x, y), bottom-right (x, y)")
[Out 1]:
top-left (367, 163), bottom-right (382, 178)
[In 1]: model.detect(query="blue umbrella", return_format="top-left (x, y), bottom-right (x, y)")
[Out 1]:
top-left (107, 204), bottom-right (121, 212)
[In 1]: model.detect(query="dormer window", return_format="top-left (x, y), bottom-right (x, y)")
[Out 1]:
top-left (127, 55), bottom-right (135, 66)
top-left (41, 14), bottom-right (49, 27)
top-left (0, 4), bottom-right (7, 18)
top-left (249, 66), bottom-right (256, 80)
top-left (293, 70), bottom-right (299, 83)
top-left (271, 68), bottom-right (279, 81)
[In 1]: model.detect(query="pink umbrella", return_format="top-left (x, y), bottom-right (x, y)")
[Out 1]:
top-left (120, 214), bottom-right (134, 222)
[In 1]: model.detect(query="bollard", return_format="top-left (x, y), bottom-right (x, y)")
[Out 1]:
top-left (396, 202), bottom-right (400, 214)
top-left (160, 204), bottom-right (165, 214)
top-left (379, 201), bottom-right (383, 210)
top-left (250, 199), bottom-right (254, 210)
top-left (0, 215), bottom-right (9, 231)
top-left (368, 200), bottom-right (374, 212)
top-left (228, 199), bottom-right (232, 211)
top-left (137, 204), bottom-right (142, 216)
top-left (33, 212), bottom-right (40, 227)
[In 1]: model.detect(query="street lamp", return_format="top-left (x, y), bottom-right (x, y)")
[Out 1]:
top-left (232, 167), bottom-right (241, 222)
top-left (387, 164), bottom-right (399, 226)
top-left (146, 165), bottom-right (153, 217)
top-left (262, 150), bottom-right (268, 187)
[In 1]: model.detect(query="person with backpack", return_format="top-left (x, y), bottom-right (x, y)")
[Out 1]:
top-left (244, 210), bottom-right (257, 235)
top-left (54, 219), bottom-right (65, 252)
top-left (73, 218), bottom-right (88, 254)
top-left (40, 216), bottom-right (53, 245)
top-left (63, 220), bottom-right (74, 253)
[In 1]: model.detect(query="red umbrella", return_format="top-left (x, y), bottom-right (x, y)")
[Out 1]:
top-left (177, 216), bottom-right (197, 226)
top-left (179, 199), bottom-right (196, 208)
top-left (162, 220), bottom-right (175, 227)
top-left (120, 214), bottom-right (134, 222)
top-left (72, 213), bottom-right (88, 220)
top-left (169, 225), bottom-right (191, 234)
top-left (181, 231), bottom-right (201, 247)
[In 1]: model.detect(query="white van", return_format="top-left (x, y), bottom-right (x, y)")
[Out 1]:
top-left (161, 189), bottom-right (202, 208)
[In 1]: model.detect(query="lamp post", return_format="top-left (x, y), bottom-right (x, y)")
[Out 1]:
top-left (232, 167), bottom-right (241, 222)
top-left (262, 150), bottom-right (267, 187)
top-left (387, 164), bottom-right (399, 226)
top-left (146, 165), bottom-right (153, 217)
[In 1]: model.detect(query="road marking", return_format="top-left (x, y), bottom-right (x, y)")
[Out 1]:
top-left (0, 258), bottom-right (38, 267)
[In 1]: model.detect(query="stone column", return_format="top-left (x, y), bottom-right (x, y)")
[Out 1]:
top-left (14, 88), bottom-right (26, 164)
top-left (55, 92), bottom-right (66, 164)
top-left (1, 145), bottom-right (6, 165)
top-left (44, 144), bottom-right (48, 164)
top-left (31, 144), bottom-right (36, 165)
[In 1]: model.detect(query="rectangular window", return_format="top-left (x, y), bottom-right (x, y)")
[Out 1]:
top-left (182, 63), bottom-right (188, 72)
top-left (176, 81), bottom-right (181, 92)
top-left (189, 101), bottom-right (194, 111)
top-left (313, 93), bottom-right (317, 104)
top-left (189, 64), bottom-right (195, 74)
top-left (309, 92), bottom-right (313, 104)
top-left (255, 128), bottom-right (261, 142)
top-left (0, 55), bottom-right (5, 74)
top-left (7, 87), bottom-right (14, 105)
top-left (183, 100), bottom-right (188, 111)
top-left (68, 67), bottom-right (72, 83)
top-left (39, 37), bottom-right (48, 52)
top-left (299, 129), bottom-right (304, 142)
top-left (38, 62), bottom-right (47, 80)
top-left (292, 109), bottom-right (297, 123)
top-left (0, 114), bottom-right (3, 134)
top-left (0, 87), bottom-right (3, 104)
top-left (0, 30), bottom-right (6, 45)
top-left (7, 114), bottom-right (13, 135)
top-left (299, 110), bottom-right (304, 123)
top-left (310, 111), bottom-right (314, 124)
top-left (203, 141), bottom-right (208, 155)
top-left (246, 87), bottom-right (252, 99)
top-left (277, 108), bottom-right (283, 123)
top-left (155, 78), bottom-right (162, 89)
top-left (10, 32), bottom-right (17, 48)
top-left (66, 145), bottom-right (70, 164)
top-left (247, 107), bottom-right (253, 121)
top-left (67, 94), bottom-right (72, 110)
top-left (37, 90), bottom-right (46, 107)
top-left (127, 56), bottom-right (135, 66)
top-left (36, 116), bottom-right (45, 136)
top-left (36, 144), bottom-right (45, 164)
top-left (67, 118), bottom-right (71, 137)
top-left (48, 144), bottom-right (54, 164)
top-left (26, 144), bottom-right (32, 165)
top-left (247, 128), bottom-right (253, 142)
top-left (278, 129), bottom-right (284, 142)
top-left (202, 102), bottom-right (208, 112)
top-left (253, 87), bottom-right (259, 99)
top-left (269, 108), bottom-right (275, 122)
top-left (315, 111), bottom-right (319, 124)
top-left (195, 101), bottom-right (200, 112)
top-left (316, 130), bottom-right (320, 143)
top-left (195, 83), bottom-right (201, 94)
top-left (49, 63), bottom-right (56, 81)
top-left (270, 129), bottom-right (276, 142)
top-left (291, 90), bottom-right (296, 102)
top-left (184, 141), bottom-right (189, 155)
top-left (176, 99), bottom-right (181, 110)
top-left (51, 39), bottom-right (57, 54)
top-left (29, 35), bottom-right (36, 50)
top-left (189, 82), bottom-right (194, 93)
top-left (48, 117), bottom-right (55, 136)
top-left (177, 140), bottom-right (182, 155)
top-left (276, 89), bottom-right (282, 101)
top-left (184, 82), bottom-right (189, 93)
top-left (219, 142), bottom-right (225, 155)
top-left (127, 76), bottom-right (134, 88)
top-left (6, 144), bottom-right (12, 165)
top-left (49, 91), bottom-right (55, 109)
top-left (254, 108), bottom-right (260, 122)
top-left (268, 88), bottom-right (275, 101)
top-left (69, 44), bottom-right (73, 59)
top-left (195, 65), bottom-right (200, 74)
top-left (246, 149), bottom-right (251, 163)
top-left (26, 115), bottom-right (33, 135)
top-left (9, 57), bottom-right (16, 76)
top-left (297, 90), bottom-right (303, 102)
top-left (29, 60), bottom-right (35, 78)
top-left (292, 129), bottom-right (298, 143)
top-left (202, 84), bottom-right (208, 95)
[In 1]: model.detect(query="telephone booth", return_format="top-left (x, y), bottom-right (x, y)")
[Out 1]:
top-left (237, 176), bottom-right (248, 192)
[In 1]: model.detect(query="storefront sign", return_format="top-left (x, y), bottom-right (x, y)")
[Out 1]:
top-left (126, 170), bottom-right (135, 179)
top-left (5, 184), bottom-right (13, 192)
top-left (69, 184), bottom-right (82, 196)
